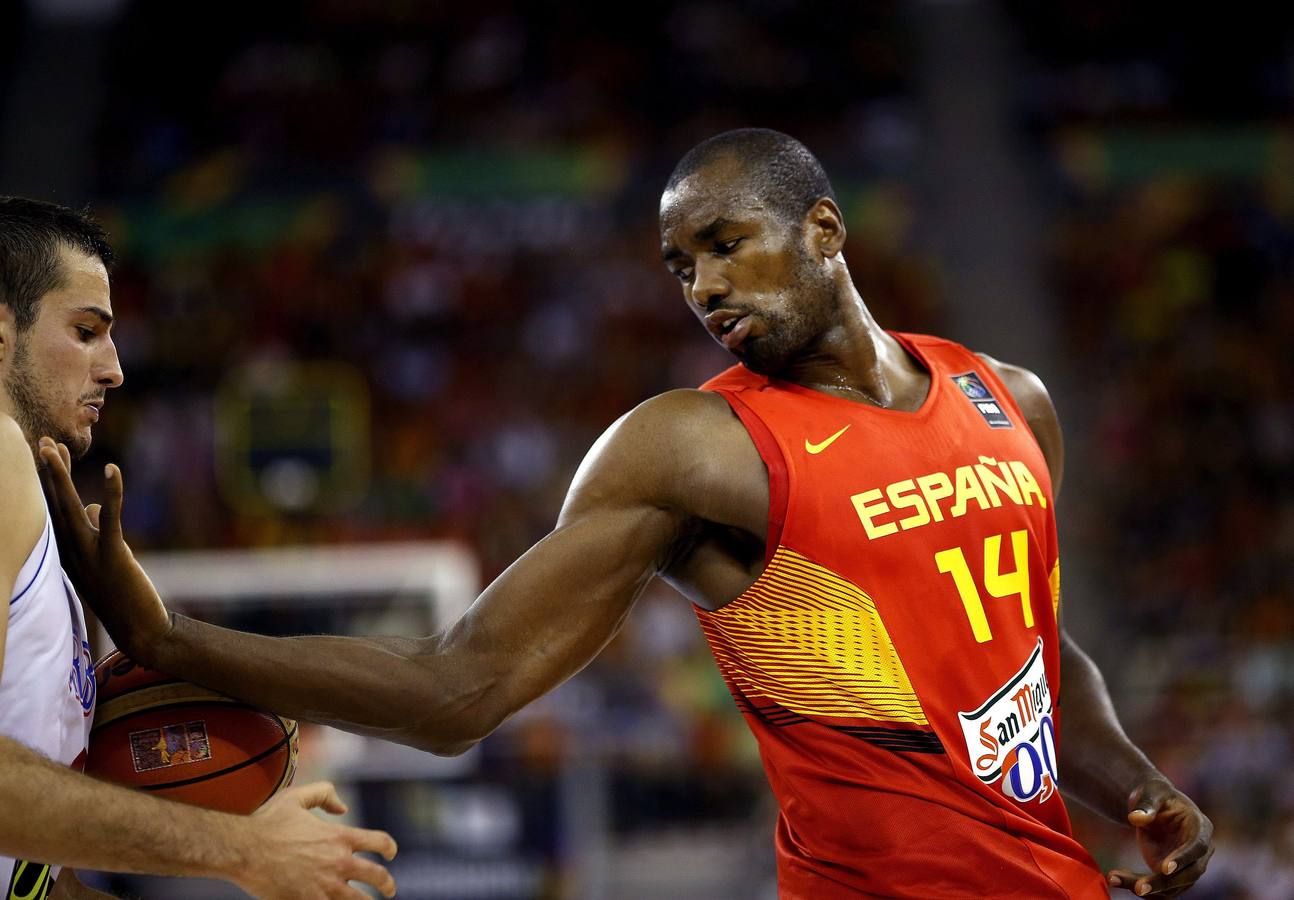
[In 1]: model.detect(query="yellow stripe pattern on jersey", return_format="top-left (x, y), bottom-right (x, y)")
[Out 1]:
top-left (697, 546), bottom-right (929, 725)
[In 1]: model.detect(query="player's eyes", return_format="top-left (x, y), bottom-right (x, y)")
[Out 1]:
top-left (715, 238), bottom-right (742, 254)
top-left (75, 326), bottom-right (95, 341)
top-left (673, 267), bottom-right (694, 283)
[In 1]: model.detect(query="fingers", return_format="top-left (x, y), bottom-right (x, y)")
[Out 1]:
top-left (318, 782), bottom-right (348, 816)
top-left (348, 827), bottom-right (398, 862)
top-left (101, 463), bottom-right (125, 543)
top-left (58, 441), bottom-right (70, 470)
top-left (1157, 854), bottom-right (1210, 895)
top-left (1108, 869), bottom-right (1147, 894)
top-left (287, 781), bottom-right (348, 814)
top-left (1128, 782), bottom-right (1214, 881)
top-left (343, 855), bottom-right (397, 898)
top-left (37, 438), bottom-right (93, 542)
top-left (1156, 797), bottom-right (1213, 874)
top-left (1109, 870), bottom-right (1161, 897)
top-left (86, 504), bottom-right (102, 530)
top-left (1109, 854), bottom-right (1212, 897)
top-left (1161, 828), bottom-right (1211, 876)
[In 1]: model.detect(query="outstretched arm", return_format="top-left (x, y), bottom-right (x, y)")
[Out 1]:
top-left (40, 391), bottom-right (726, 756)
top-left (983, 357), bottom-right (1213, 898)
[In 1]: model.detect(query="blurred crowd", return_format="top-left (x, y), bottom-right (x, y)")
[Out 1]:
top-left (1051, 167), bottom-right (1294, 896)
top-left (1008, 6), bottom-right (1294, 896)
top-left (24, 0), bottom-right (1293, 896)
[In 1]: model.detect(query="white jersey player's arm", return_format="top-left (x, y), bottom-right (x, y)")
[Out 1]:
top-left (0, 733), bottom-right (398, 896)
top-left (0, 417), bottom-right (398, 899)
top-left (0, 415), bottom-right (47, 675)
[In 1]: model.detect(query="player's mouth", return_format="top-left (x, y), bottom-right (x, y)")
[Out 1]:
top-left (83, 400), bottom-right (103, 422)
top-left (706, 310), bottom-right (754, 350)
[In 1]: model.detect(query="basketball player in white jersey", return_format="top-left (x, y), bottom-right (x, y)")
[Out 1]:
top-left (0, 197), bottom-right (398, 900)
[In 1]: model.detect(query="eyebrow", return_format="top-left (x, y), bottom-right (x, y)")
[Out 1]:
top-left (695, 216), bottom-right (733, 242)
top-left (661, 216), bottom-right (737, 263)
top-left (73, 306), bottom-right (114, 328)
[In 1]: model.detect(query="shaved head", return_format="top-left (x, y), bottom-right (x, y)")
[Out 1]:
top-left (664, 128), bottom-right (837, 228)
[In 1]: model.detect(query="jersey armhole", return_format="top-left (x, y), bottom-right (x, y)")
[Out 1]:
top-left (712, 389), bottom-right (788, 564)
top-left (10, 518), bottom-right (53, 613)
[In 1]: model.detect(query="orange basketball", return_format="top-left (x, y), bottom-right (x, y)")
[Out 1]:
top-left (86, 650), bottom-right (298, 814)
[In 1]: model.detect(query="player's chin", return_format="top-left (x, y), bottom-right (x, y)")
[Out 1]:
top-left (734, 337), bottom-right (788, 375)
top-left (63, 426), bottom-right (93, 460)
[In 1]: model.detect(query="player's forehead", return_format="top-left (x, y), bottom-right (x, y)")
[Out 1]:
top-left (659, 166), bottom-right (773, 251)
top-left (41, 245), bottom-right (112, 319)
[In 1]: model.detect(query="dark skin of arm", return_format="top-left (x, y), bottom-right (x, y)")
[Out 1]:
top-left (40, 352), bottom-right (1210, 896)
top-left (37, 390), bottom-right (767, 754)
top-left (980, 355), bottom-right (1213, 897)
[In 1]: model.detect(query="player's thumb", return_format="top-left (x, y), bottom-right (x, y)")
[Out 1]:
top-left (292, 781), bottom-right (349, 815)
top-left (1127, 783), bottom-right (1165, 825)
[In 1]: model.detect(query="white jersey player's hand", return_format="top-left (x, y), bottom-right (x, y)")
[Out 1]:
top-left (230, 782), bottom-right (398, 900)
top-left (37, 438), bottom-right (172, 663)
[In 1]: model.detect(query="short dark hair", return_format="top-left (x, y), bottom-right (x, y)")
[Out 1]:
top-left (0, 197), bottom-right (114, 331)
top-left (665, 128), bottom-right (837, 226)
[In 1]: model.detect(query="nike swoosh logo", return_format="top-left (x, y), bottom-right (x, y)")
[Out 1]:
top-left (805, 425), bottom-right (850, 455)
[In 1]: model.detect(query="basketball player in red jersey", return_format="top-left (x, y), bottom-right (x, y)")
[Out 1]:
top-left (42, 131), bottom-right (1212, 897)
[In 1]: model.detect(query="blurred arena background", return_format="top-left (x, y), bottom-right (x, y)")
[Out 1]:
top-left (3, 1), bottom-right (1293, 897)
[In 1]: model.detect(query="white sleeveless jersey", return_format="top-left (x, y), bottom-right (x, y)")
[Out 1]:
top-left (0, 508), bottom-right (96, 900)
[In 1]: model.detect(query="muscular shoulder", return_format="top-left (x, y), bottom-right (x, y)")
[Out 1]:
top-left (0, 415), bottom-right (45, 583)
top-left (975, 354), bottom-right (1065, 496)
top-left (560, 389), bottom-right (765, 531)
top-left (0, 415), bottom-right (40, 501)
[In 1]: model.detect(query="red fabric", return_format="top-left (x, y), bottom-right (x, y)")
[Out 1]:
top-left (697, 332), bottom-right (1109, 899)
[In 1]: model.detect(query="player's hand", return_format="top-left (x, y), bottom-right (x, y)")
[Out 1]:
top-left (231, 782), bottom-right (397, 899)
top-left (36, 438), bottom-right (172, 662)
top-left (1106, 777), bottom-right (1213, 897)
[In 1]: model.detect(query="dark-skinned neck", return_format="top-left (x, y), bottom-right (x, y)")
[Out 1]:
top-left (774, 281), bottom-right (931, 412)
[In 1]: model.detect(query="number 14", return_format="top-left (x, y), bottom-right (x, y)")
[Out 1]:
top-left (935, 530), bottom-right (1033, 643)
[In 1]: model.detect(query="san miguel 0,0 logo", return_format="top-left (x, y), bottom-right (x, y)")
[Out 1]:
top-left (958, 639), bottom-right (1058, 804)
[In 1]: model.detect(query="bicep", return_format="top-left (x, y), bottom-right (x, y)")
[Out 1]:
top-left (439, 499), bottom-right (676, 722)
top-left (426, 396), bottom-right (696, 735)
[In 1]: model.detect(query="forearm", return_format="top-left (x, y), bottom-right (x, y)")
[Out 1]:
top-left (146, 614), bottom-right (483, 754)
top-left (137, 510), bottom-right (666, 755)
top-left (1058, 632), bottom-right (1166, 821)
top-left (0, 736), bottom-right (241, 879)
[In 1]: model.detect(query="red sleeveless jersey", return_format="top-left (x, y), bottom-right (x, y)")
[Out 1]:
top-left (697, 332), bottom-right (1108, 899)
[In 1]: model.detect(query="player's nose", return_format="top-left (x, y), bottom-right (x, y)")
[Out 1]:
top-left (96, 336), bottom-right (124, 389)
top-left (690, 259), bottom-right (730, 311)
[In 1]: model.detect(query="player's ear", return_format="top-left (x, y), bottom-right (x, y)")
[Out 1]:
top-left (805, 198), bottom-right (846, 259)
top-left (0, 305), bottom-right (15, 367)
